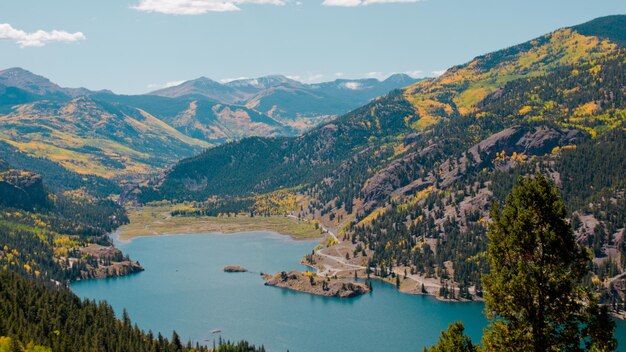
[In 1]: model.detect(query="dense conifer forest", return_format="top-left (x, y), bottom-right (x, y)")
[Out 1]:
top-left (141, 21), bottom-right (626, 313)
top-left (0, 159), bottom-right (265, 351)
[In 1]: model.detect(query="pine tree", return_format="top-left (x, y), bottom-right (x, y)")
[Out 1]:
top-left (424, 321), bottom-right (476, 352)
top-left (481, 173), bottom-right (615, 351)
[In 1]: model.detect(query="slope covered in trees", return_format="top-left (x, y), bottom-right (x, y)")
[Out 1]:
top-left (0, 161), bottom-right (136, 283)
top-left (0, 160), bottom-right (266, 351)
top-left (426, 175), bottom-right (616, 351)
top-left (0, 271), bottom-right (266, 352)
top-left (143, 15), bottom-right (625, 205)
top-left (138, 15), bottom-right (626, 312)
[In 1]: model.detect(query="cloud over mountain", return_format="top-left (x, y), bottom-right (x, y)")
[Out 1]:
top-left (0, 23), bottom-right (85, 48)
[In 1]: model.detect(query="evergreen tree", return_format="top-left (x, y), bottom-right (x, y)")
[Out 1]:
top-left (481, 173), bottom-right (615, 351)
top-left (424, 321), bottom-right (476, 352)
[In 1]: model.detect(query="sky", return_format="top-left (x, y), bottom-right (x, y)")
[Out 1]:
top-left (1, 0), bottom-right (625, 94)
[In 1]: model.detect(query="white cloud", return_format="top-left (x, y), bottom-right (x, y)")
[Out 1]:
top-left (405, 70), bottom-right (423, 78)
top-left (322, 0), bottom-right (420, 7)
top-left (432, 69), bottom-right (446, 77)
top-left (219, 76), bottom-right (249, 83)
top-left (287, 74), bottom-right (325, 83)
top-left (364, 71), bottom-right (385, 79)
top-left (132, 0), bottom-right (286, 14)
top-left (306, 73), bottom-right (325, 83)
top-left (342, 81), bottom-right (362, 90)
top-left (147, 80), bottom-right (185, 89)
top-left (0, 23), bottom-right (85, 48)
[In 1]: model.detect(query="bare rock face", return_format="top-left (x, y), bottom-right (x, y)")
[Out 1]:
top-left (224, 265), bottom-right (248, 273)
top-left (468, 125), bottom-right (585, 163)
top-left (264, 270), bottom-right (369, 298)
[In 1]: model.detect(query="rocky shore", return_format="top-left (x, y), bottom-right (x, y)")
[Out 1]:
top-left (74, 244), bottom-right (144, 280)
top-left (264, 270), bottom-right (369, 298)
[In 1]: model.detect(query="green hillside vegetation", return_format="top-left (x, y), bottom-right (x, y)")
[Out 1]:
top-left (0, 160), bottom-right (266, 351)
top-left (0, 166), bottom-right (132, 283)
top-left (0, 97), bottom-right (210, 179)
top-left (426, 175), bottom-right (616, 351)
top-left (0, 68), bottom-right (416, 181)
top-left (0, 141), bottom-right (119, 196)
top-left (573, 15), bottom-right (626, 46)
top-left (140, 16), bottom-right (626, 312)
top-left (0, 271), bottom-right (265, 352)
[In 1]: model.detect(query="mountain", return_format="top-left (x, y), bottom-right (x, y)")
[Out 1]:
top-left (0, 68), bottom-right (412, 180)
top-left (0, 96), bottom-right (209, 179)
top-left (150, 76), bottom-right (242, 103)
top-left (225, 75), bottom-right (303, 94)
top-left (149, 73), bottom-right (421, 122)
top-left (92, 93), bottom-right (292, 143)
top-left (140, 15), bottom-right (626, 306)
top-left (0, 67), bottom-right (100, 100)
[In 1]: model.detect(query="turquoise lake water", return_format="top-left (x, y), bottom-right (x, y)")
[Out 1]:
top-left (71, 231), bottom-right (626, 352)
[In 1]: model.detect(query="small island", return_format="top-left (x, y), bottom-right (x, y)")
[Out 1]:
top-left (224, 265), bottom-right (248, 273)
top-left (264, 270), bottom-right (370, 298)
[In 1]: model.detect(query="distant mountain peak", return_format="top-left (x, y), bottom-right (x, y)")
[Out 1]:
top-left (0, 67), bottom-right (62, 96)
top-left (187, 76), bottom-right (223, 86)
top-left (0, 67), bottom-right (35, 75)
top-left (384, 73), bottom-right (416, 84)
top-left (226, 75), bottom-right (298, 90)
top-left (0, 67), bottom-right (96, 99)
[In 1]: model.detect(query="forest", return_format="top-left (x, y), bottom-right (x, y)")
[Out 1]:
top-left (0, 158), bottom-right (265, 351)
top-left (148, 46), bottom-right (626, 312)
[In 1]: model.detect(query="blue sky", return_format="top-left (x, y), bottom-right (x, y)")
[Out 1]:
top-left (1, 0), bottom-right (625, 94)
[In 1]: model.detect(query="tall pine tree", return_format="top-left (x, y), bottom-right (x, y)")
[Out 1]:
top-left (481, 173), bottom-right (615, 351)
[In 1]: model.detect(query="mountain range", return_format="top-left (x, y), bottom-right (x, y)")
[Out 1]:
top-left (150, 73), bottom-right (419, 122)
top-left (139, 15), bottom-right (626, 305)
top-left (0, 68), bottom-right (417, 181)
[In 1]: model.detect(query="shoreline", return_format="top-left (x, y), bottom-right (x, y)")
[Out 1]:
top-left (115, 228), bottom-right (322, 244)
top-left (107, 206), bottom-right (625, 320)
top-left (116, 206), bottom-right (323, 242)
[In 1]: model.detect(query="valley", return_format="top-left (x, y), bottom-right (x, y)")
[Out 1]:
top-left (2, 9), bottom-right (626, 352)
top-left (136, 15), bottom-right (626, 314)
top-left (70, 231), bottom-right (492, 352)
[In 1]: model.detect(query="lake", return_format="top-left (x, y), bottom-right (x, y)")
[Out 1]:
top-left (71, 231), bottom-right (626, 352)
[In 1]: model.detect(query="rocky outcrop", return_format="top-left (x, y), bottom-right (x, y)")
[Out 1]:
top-left (79, 261), bottom-right (144, 280)
top-left (76, 244), bottom-right (144, 280)
top-left (0, 170), bottom-right (49, 210)
top-left (224, 265), bottom-right (248, 272)
top-left (468, 125), bottom-right (585, 163)
top-left (360, 144), bottom-right (434, 213)
top-left (264, 270), bottom-right (369, 298)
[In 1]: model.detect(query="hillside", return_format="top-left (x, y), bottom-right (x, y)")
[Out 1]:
top-left (0, 69), bottom-right (414, 181)
top-left (139, 15), bottom-right (626, 310)
top-left (0, 96), bottom-right (209, 179)
top-left (93, 93), bottom-right (292, 143)
top-left (0, 142), bottom-right (265, 352)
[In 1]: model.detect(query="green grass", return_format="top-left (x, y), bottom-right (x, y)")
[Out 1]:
top-left (118, 205), bottom-right (324, 241)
